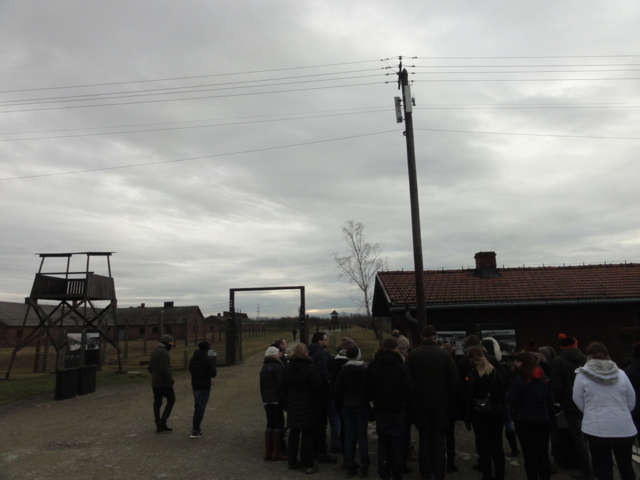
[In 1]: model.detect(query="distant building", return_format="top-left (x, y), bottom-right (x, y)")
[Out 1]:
top-left (0, 300), bottom-right (213, 348)
top-left (113, 302), bottom-right (206, 345)
top-left (0, 300), bottom-right (81, 348)
top-left (372, 251), bottom-right (640, 363)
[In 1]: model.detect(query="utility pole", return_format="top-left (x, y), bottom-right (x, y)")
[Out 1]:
top-left (397, 59), bottom-right (427, 334)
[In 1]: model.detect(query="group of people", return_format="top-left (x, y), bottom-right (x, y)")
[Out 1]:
top-left (258, 327), bottom-right (460, 480)
top-left (260, 328), bottom-right (640, 480)
top-left (148, 328), bottom-right (640, 480)
top-left (455, 332), bottom-right (639, 480)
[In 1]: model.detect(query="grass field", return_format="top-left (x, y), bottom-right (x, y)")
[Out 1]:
top-left (0, 327), bottom-right (384, 407)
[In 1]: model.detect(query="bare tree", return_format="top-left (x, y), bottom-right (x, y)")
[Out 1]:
top-left (331, 220), bottom-right (386, 317)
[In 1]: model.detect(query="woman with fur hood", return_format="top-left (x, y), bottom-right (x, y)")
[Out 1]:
top-left (573, 342), bottom-right (636, 480)
top-left (260, 346), bottom-right (287, 461)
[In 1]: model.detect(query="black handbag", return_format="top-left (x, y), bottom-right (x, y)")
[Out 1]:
top-left (473, 369), bottom-right (496, 414)
top-left (474, 397), bottom-right (492, 414)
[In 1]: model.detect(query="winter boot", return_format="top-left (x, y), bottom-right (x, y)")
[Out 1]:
top-left (272, 431), bottom-right (288, 461)
top-left (264, 431), bottom-right (274, 461)
top-left (506, 430), bottom-right (520, 456)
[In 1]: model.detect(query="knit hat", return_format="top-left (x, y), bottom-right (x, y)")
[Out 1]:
top-left (421, 325), bottom-right (437, 338)
top-left (198, 341), bottom-right (210, 351)
top-left (161, 334), bottom-right (174, 344)
top-left (633, 342), bottom-right (640, 358)
top-left (340, 336), bottom-right (357, 352)
top-left (523, 339), bottom-right (540, 353)
top-left (396, 334), bottom-right (410, 351)
top-left (265, 346), bottom-right (280, 357)
top-left (346, 346), bottom-right (361, 360)
top-left (558, 333), bottom-right (578, 350)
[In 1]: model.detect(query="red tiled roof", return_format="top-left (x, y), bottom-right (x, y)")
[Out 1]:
top-left (376, 263), bottom-right (640, 307)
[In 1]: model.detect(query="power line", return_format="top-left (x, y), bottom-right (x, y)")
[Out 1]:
top-left (0, 70), bottom-right (387, 107)
top-left (414, 54), bottom-right (640, 60)
top-left (0, 107), bottom-right (391, 141)
top-left (0, 108), bottom-right (391, 143)
top-left (0, 130), bottom-right (399, 181)
top-left (0, 80), bottom-right (387, 114)
top-left (411, 76), bottom-right (640, 83)
top-left (415, 127), bottom-right (640, 140)
top-left (0, 59), bottom-right (384, 94)
top-left (412, 68), bottom-right (640, 74)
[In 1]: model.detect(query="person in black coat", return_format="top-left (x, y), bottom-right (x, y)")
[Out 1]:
top-left (464, 345), bottom-right (508, 480)
top-left (366, 337), bottom-right (415, 480)
top-left (284, 343), bottom-right (324, 474)
top-left (189, 341), bottom-right (217, 439)
top-left (335, 346), bottom-right (370, 477)
top-left (510, 351), bottom-right (555, 480)
top-left (260, 346), bottom-right (287, 461)
top-left (624, 341), bottom-right (640, 442)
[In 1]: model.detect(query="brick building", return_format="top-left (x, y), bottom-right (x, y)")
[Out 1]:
top-left (372, 251), bottom-right (640, 364)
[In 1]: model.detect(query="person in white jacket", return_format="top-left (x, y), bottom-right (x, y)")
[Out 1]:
top-left (572, 342), bottom-right (636, 480)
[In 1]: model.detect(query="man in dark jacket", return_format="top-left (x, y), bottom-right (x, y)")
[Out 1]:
top-left (549, 333), bottom-right (593, 479)
top-left (189, 341), bottom-right (217, 439)
top-left (406, 326), bottom-right (458, 480)
top-left (366, 337), bottom-right (414, 480)
top-left (148, 334), bottom-right (175, 433)
top-left (284, 343), bottom-right (324, 473)
top-left (308, 331), bottom-right (338, 463)
top-left (624, 341), bottom-right (640, 442)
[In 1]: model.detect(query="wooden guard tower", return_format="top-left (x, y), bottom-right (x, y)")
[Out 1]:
top-left (4, 252), bottom-right (122, 380)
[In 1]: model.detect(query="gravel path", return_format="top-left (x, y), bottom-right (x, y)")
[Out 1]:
top-left (0, 349), bottom-right (607, 480)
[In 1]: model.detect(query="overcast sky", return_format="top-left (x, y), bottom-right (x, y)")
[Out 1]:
top-left (1, 1), bottom-right (639, 318)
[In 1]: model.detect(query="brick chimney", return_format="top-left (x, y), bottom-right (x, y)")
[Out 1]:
top-left (474, 251), bottom-right (498, 277)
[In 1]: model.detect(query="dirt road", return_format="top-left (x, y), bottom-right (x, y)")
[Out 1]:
top-left (0, 349), bottom-right (603, 480)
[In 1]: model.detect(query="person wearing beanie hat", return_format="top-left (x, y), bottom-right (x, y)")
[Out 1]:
top-left (260, 342), bottom-right (287, 461)
top-left (549, 334), bottom-right (593, 478)
top-left (265, 346), bottom-right (281, 358)
top-left (189, 340), bottom-right (217, 439)
top-left (559, 333), bottom-right (579, 350)
top-left (339, 336), bottom-right (357, 354)
top-left (148, 334), bottom-right (176, 433)
top-left (392, 329), bottom-right (411, 357)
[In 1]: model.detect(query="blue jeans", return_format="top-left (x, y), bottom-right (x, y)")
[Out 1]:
top-left (342, 405), bottom-right (370, 467)
top-left (376, 412), bottom-right (406, 480)
top-left (192, 389), bottom-right (210, 433)
top-left (328, 399), bottom-right (342, 450)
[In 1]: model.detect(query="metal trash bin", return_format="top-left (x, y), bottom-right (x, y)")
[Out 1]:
top-left (77, 366), bottom-right (97, 395)
top-left (55, 369), bottom-right (78, 401)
